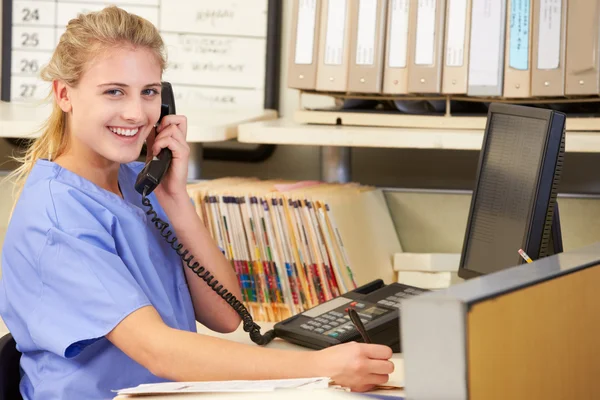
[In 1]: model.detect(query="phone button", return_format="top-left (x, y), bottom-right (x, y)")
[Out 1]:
top-left (328, 332), bottom-right (340, 338)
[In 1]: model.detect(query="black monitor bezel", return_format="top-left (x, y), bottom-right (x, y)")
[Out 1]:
top-left (458, 103), bottom-right (565, 280)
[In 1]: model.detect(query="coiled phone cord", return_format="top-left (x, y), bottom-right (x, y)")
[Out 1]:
top-left (141, 190), bottom-right (277, 346)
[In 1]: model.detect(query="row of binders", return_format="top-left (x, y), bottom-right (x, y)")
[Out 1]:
top-left (288, 0), bottom-right (594, 98)
top-left (186, 178), bottom-right (402, 322)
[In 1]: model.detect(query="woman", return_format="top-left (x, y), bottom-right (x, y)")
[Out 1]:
top-left (0, 6), bottom-right (394, 399)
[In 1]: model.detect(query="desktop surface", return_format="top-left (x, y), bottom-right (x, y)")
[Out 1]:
top-left (112, 321), bottom-right (405, 399)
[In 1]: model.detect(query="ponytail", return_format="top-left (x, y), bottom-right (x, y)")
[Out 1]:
top-left (6, 101), bottom-right (68, 213)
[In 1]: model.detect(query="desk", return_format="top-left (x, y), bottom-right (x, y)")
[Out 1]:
top-left (113, 321), bottom-right (405, 399)
top-left (0, 102), bottom-right (277, 142)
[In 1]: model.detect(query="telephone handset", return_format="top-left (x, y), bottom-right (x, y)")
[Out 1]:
top-left (134, 82), bottom-right (275, 346)
top-left (134, 82), bottom-right (175, 197)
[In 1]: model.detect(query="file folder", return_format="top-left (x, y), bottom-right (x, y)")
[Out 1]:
top-left (382, 0), bottom-right (411, 94)
top-left (407, 0), bottom-right (447, 94)
top-left (347, 0), bottom-right (388, 93)
top-left (186, 178), bottom-right (402, 322)
top-left (288, 0), bottom-right (322, 90)
top-left (442, 0), bottom-right (471, 94)
top-left (503, 0), bottom-right (533, 98)
top-left (467, 0), bottom-right (507, 97)
top-left (316, 0), bottom-right (353, 92)
top-left (565, 0), bottom-right (600, 95)
top-left (531, 0), bottom-right (567, 97)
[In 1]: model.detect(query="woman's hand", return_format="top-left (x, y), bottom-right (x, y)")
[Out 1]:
top-left (314, 342), bottom-right (394, 392)
top-left (145, 114), bottom-right (189, 201)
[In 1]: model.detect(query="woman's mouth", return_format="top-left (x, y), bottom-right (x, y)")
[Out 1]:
top-left (108, 126), bottom-right (141, 138)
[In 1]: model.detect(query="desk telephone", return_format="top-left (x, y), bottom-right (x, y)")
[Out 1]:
top-left (135, 82), bottom-right (428, 350)
top-left (273, 280), bottom-right (428, 352)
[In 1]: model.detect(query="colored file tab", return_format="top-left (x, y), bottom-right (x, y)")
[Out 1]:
top-left (186, 177), bottom-right (401, 322)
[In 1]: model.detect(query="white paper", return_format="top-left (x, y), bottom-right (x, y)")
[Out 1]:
top-left (537, 0), bottom-right (562, 70)
top-left (387, 0), bottom-right (410, 68)
top-left (356, 0), bottom-right (378, 65)
top-left (468, 0), bottom-right (504, 86)
top-left (415, 0), bottom-right (437, 66)
top-left (115, 377), bottom-right (331, 395)
top-left (324, 0), bottom-right (348, 65)
top-left (294, 0), bottom-right (318, 64)
top-left (445, 0), bottom-right (468, 67)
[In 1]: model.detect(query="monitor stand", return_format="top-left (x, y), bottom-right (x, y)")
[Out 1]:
top-left (547, 203), bottom-right (563, 256)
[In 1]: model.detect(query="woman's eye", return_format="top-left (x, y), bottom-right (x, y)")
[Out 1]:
top-left (143, 88), bottom-right (159, 96)
top-left (105, 89), bottom-right (124, 96)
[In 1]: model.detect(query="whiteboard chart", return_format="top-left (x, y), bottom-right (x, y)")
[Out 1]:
top-left (3, 0), bottom-right (278, 111)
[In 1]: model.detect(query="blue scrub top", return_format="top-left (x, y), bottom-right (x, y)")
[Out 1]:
top-left (0, 159), bottom-right (197, 399)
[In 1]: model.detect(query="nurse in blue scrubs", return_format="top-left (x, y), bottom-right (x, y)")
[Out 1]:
top-left (0, 6), bottom-right (394, 399)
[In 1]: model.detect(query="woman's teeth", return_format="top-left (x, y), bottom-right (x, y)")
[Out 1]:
top-left (109, 127), bottom-right (139, 137)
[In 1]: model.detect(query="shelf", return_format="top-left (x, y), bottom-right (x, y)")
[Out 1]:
top-left (0, 101), bottom-right (277, 142)
top-left (294, 109), bottom-right (600, 132)
top-left (238, 118), bottom-right (600, 152)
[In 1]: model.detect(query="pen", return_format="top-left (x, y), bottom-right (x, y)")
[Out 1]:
top-left (347, 308), bottom-right (372, 344)
top-left (518, 248), bottom-right (533, 263)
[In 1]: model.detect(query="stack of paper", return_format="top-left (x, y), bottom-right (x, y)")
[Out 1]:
top-left (114, 377), bottom-right (331, 396)
top-left (186, 178), bottom-right (402, 322)
top-left (393, 252), bottom-right (462, 289)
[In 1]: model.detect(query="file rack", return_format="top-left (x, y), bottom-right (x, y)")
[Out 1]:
top-left (294, 90), bottom-right (600, 131)
top-left (238, 94), bottom-right (600, 184)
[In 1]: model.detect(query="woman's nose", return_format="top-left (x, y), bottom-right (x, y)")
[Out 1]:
top-left (122, 97), bottom-right (144, 122)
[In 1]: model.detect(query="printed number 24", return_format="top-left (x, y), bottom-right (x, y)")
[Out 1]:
top-left (22, 8), bottom-right (40, 22)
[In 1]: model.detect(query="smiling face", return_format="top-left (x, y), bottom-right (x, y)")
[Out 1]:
top-left (55, 45), bottom-right (163, 167)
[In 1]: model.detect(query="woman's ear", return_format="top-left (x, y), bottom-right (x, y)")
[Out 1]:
top-left (53, 80), bottom-right (72, 113)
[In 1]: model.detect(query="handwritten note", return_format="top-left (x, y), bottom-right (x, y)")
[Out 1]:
top-left (9, 0), bottom-right (270, 108)
top-left (162, 33), bottom-right (266, 89)
top-left (160, 0), bottom-right (268, 37)
top-left (509, 0), bottom-right (531, 70)
top-left (171, 85), bottom-right (264, 110)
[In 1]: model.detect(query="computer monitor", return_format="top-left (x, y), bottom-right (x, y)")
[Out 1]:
top-left (458, 103), bottom-right (565, 279)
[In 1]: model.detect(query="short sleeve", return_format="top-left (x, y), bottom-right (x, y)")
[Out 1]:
top-left (29, 226), bottom-right (151, 358)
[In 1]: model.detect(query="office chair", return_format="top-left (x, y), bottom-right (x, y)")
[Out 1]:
top-left (0, 333), bottom-right (22, 400)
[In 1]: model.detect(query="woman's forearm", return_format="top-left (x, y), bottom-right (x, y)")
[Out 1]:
top-left (152, 326), bottom-right (319, 382)
top-left (157, 191), bottom-right (243, 332)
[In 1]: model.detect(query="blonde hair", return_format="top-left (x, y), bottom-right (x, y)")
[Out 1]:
top-left (7, 5), bottom-right (166, 206)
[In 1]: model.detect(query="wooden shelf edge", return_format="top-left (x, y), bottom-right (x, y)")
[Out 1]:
top-left (294, 109), bottom-right (600, 132)
top-left (238, 118), bottom-right (600, 153)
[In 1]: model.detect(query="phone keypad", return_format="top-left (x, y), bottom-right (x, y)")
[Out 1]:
top-left (299, 304), bottom-right (388, 339)
top-left (377, 288), bottom-right (427, 309)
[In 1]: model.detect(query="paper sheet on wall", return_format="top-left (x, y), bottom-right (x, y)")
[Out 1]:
top-left (114, 377), bottom-right (331, 396)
